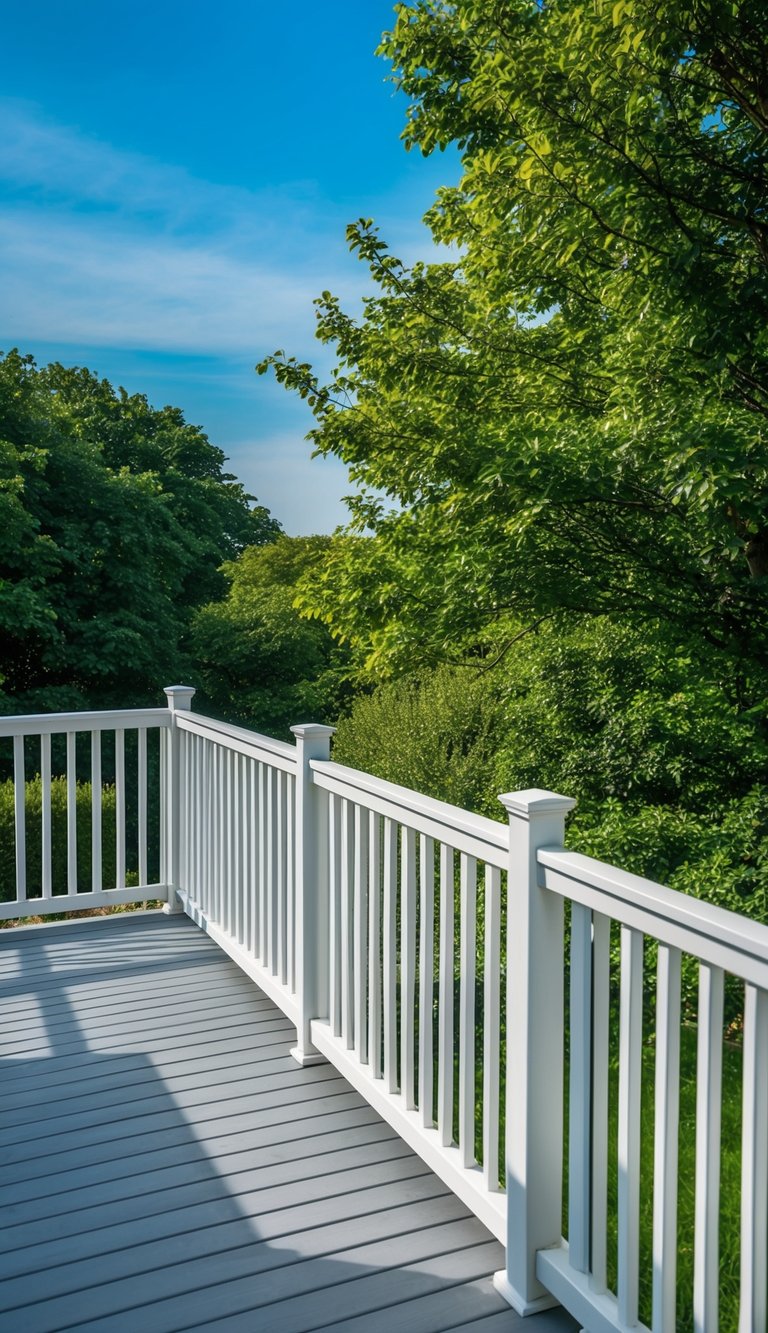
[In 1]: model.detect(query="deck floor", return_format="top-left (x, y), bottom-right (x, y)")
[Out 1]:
top-left (0, 912), bottom-right (577, 1333)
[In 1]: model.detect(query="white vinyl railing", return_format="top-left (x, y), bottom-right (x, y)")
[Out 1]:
top-left (0, 698), bottom-right (176, 918)
top-left (536, 848), bottom-right (768, 1333)
top-left (3, 686), bottom-right (767, 1332)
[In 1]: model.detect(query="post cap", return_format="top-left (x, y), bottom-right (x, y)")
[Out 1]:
top-left (164, 685), bottom-right (196, 712)
top-left (498, 788), bottom-right (576, 818)
top-left (290, 723), bottom-right (336, 740)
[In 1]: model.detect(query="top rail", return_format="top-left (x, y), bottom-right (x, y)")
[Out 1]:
top-left (175, 712), bottom-right (297, 773)
top-left (539, 847), bottom-right (768, 987)
top-left (0, 707), bottom-right (172, 737)
top-left (310, 759), bottom-right (509, 868)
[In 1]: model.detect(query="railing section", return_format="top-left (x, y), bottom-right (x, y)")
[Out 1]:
top-left (174, 711), bottom-right (300, 1025)
top-left (304, 758), bottom-right (511, 1242)
top-left (0, 706), bottom-right (172, 920)
top-left (536, 848), bottom-right (768, 1333)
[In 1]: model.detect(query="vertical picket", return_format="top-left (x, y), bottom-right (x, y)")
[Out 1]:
top-left (740, 983), bottom-right (768, 1331)
top-left (66, 730), bottom-right (77, 895)
top-left (287, 775), bottom-right (295, 992)
top-left (459, 853), bottom-right (477, 1168)
top-left (258, 762), bottom-right (267, 961)
top-left (591, 910), bottom-right (611, 1295)
top-left (41, 733), bottom-right (52, 900)
top-left (277, 769), bottom-right (287, 984)
top-left (693, 963), bottom-right (724, 1333)
top-left (13, 735), bottom-right (26, 903)
top-left (569, 902), bottom-right (593, 1273)
top-left (88, 732), bottom-right (101, 893)
top-left (354, 804), bottom-right (369, 1065)
top-left (483, 864), bottom-right (501, 1191)
top-left (418, 835), bottom-right (435, 1127)
top-left (652, 943), bottom-right (681, 1332)
top-left (437, 843), bottom-right (455, 1148)
top-left (383, 816), bottom-right (398, 1094)
top-left (137, 728), bottom-right (148, 887)
top-left (401, 826), bottom-right (417, 1110)
top-left (329, 792), bottom-right (342, 1039)
top-left (115, 728), bottom-right (125, 890)
top-left (340, 799), bottom-right (354, 1049)
top-left (368, 811), bottom-right (382, 1079)
top-left (617, 925), bottom-right (643, 1328)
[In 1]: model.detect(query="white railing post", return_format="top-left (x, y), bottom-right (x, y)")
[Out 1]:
top-left (162, 685), bottom-right (196, 914)
top-left (290, 722), bottom-right (335, 1065)
top-left (494, 787), bottom-right (576, 1315)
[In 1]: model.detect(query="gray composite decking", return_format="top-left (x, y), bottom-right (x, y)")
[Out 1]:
top-left (0, 912), bottom-right (578, 1333)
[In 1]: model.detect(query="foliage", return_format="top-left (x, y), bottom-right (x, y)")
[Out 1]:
top-left (333, 663), bottom-right (506, 814)
top-left (334, 618), bottom-right (768, 922)
top-left (0, 777), bottom-right (117, 904)
top-left (260, 0), bottom-right (768, 678)
top-left (190, 536), bottom-right (353, 738)
top-left (0, 350), bottom-right (280, 713)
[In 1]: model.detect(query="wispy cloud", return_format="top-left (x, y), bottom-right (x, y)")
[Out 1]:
top-left (0, 99), bottom-right (445, 361)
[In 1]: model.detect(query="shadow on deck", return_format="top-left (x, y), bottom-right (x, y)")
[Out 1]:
top-left (0, 912), bottom-right (577, 1333)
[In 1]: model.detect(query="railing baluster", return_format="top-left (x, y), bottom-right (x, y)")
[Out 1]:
top-left (277, 769), bottom-right (287, 984)
top-left (329, 793), bottom-right (342, 1038)
top-left (90, 731), bottom-right (101, 894)
top-left (253, 758), bottom-right (261, 957)
top-left (137, 728), bottom-right (147, 887)
top-left (483, 864), bottom-right (501, 1191)
top-left (652, 943), bottom-right (681, 1332)
top-left (13, 734), bottom-right (26, 903)
top-left (438, 843), bottom-right (455, 1147)
top-left (340, 799), bottom-right (354, 1048)
top-left (214, 744), bottom-right (223, 923)
top-left (227, 747), bottom-right (235, 935)
top-left (230, 757), bottom-right (240, 943)
top-left (617, 924), bottom-right (643, 1327)
top-left (569, 901), bottom-right (593, 1272)
top-left (66, 730), bottom-right (77, 895)
top-left (694, 962), bottom-right (724, 1333)
top-left (287, 775), bottom-right (295, 992)
top-left (383, 816), bottom-right (398, 1093)
top-left (258, 761), bottom-right (267, 962)
top-left (203, 738), bottom-right (212, 914)
top-left (115, 728), bottom-right (125, 890)
top-left (591, 910), bottom-right (610, 1296)
top-left (368, 811), bottom-right (382, 1078)
top-left (419, 834), bottom-right (435, 1127)
top-left (459, 852), bottom-right (477, 1167)
top-left (354, 804), bottom-right (369, 1065)
top-left (740, 982), bottom-right (768, 1330)
top-left (41, 733), bottom-right (52, 900)
top-left (401, 825), bottom-right (417, 1110)
top-left (267, 766), bottom-right (277, 972)
top-left (242, 753), bottom-right (249, 949)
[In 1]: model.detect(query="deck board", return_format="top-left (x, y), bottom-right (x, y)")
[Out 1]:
top-left (0, 912), bottom-right (576, 1333)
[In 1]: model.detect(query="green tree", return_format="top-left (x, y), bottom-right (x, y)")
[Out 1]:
top-left (0, 350), bottom-right (280, 712)
top-left (260, 1), bottom-right (768, 681)
top-left (190, 536), bottom-right (353, 738)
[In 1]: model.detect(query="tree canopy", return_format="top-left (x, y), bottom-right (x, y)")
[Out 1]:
top-left (260, 0), bottom-right (768, 679)
top-left (0, 350), bottom-right (280, 712)
top-left (190, 536), bottom-right (352, 738)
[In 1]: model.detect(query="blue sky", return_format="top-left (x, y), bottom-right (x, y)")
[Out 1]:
top-left (0, 2), bottom-right (456, 533)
